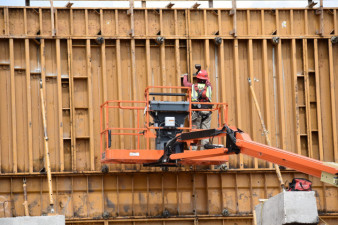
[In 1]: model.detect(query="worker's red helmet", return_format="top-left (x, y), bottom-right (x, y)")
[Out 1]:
top-left (196, 70), bottom-right (209, 80)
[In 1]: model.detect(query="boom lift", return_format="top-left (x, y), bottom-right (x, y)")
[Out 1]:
top-left (100, 84), bottom-right (338, 188)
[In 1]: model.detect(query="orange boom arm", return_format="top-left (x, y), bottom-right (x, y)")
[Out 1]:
top-left (168, 125), bottom-right (338, 186)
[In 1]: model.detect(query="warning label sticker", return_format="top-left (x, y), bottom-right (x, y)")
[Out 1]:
top-left (129, 152), bottom-right (140, 156)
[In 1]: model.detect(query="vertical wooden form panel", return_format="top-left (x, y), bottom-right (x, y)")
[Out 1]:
top-left (233, 39), bottom-right (242, 169)
top-left (175, 39), bottom-right (181, 86)
top-left (262, 39), bottom-right (272, 168)
top-left (116, 39), bottom-right (124, 150)
top-left (86, 39), bottom-right (95, 171)
top-left (317, 40), bottom-right (334, 162)
top-left (303, 39), bottom-right (312, 157)
top-left (276, 41), bottom-right (286, 151)
top-left (314, 40), bottom-right (324, 161)
top-left (247, 39), bottom-right (257, 168)
top-left (69, 39), bottom-right (76, 171)
top-left (131, 39), bottom-right (137, 153)
top-left (56, 39), bottom-right (64, 172)
top-left (9, 39), bottom-right (17, 173)
top-left (291, 39), bottom-right (301, 156)
top-left (25, 39), bottom-right (33, 173)
top-left (328, 40), bottom-right (338, 162)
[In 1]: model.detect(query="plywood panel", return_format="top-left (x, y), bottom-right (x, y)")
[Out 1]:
top-left (73, 10), bottom-right (86, 36)
top-left (56, 9), bottom-right (70, 36)
top-left (162, 10), bottom-right (175, 36)
top-left (249, 10), bottom-right (261, 35)
top-left (102, 10), bottom-right (116, 36)
top-left (42, 9), bottom-right (52, 35)
top-left (88, 9), bottom-right (100, 36)
top-left (27, 8), bottom-right (40, 36)
top-left (190, 10), bottom-right (203, 36)
top-left (9, 9), bottom-right (24, 35)
top-left (134, 10), bottom-right (145, 36)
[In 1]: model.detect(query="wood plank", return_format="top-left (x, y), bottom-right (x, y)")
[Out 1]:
top-left (247, 10), bottom-right (250, 35)
top-left (277, 40), bottom-right (286, 150)
top-left (219, 39), bottom-right (225, 103)
top-left (86, 39), bottom-right (95, 171)
top-left (100, 9), bottom-right (104, 35)
top-left (131, 39), bottom-right (137, 149)
top-left (328, 39), bottom-right (338, 162)
top-left (204, 39), bottom-right (209, 74)
top-left (175, 39), bottom-right (181, 86)
top-left (25, 39), bottom-right (33, 173)
top-left (303, 39), bottom-right (313, 157)
top-left (9, 39), bottom-right (17, 173)
top-left (290, 10), bottom-right (294, 36)
top-left (115, 9), bottom-right (119, 35)
top-left (335, 9), bottom-right (337, 36)
top-left (219, 38), bottom-right (229, 169)
top-left (218, 9), bottom-right (222, 35)
top-left (262, 39), bottom-right (272, 168)
top-left (174, 9), bottom-right (178, 36)
top-left (314, 39), bottom-right (323, 160)
top-left (85, 9), bottom-right (88, 36)
top-left (129, 0), bottom-right (135, 37)
top-left (4, 7), bottom-right (9, 35)
top-left (159, 9), bottom-right (162, 36)
top-left (261, 10), bottom-right (264, 35)
top-left (146, 39), bottom-right (151, 87)
top-left (101, 40), bottom-right (107, 102)
top-left (304, 10), bottom-right (308, 35)
top-left (24, 8), bottom-right (27, 35)
top-left (233, 39), bottom-right (242, 168)
top-left (39, 8), bottom-right (43, 35)
top-left (145, 9), bottom-right (148, 36)
top-left (55, 9), bottom-right (58, 36)
top-left (116, 39), bottom-right (124, 150)
top-left (50, 0), bottom-right (55, 36)
top-left (160, 40), bottom-right (166, 91)
top-left (291, 39), bottom-right (301, 155)
top-left (56, 39), bottom-right (64, 172)
top-left (69, 39), bottom-right (76, 171)
top-left (188, 39), bottom-right (193, 78)
top-left (275, 10), bottom-right (279, 35)
top-left (203, 9), bottom-right (207, 35)
top-left (248, 39), bottom-right (257, 169)
top-left (70, 8), bottom-right (73, 35)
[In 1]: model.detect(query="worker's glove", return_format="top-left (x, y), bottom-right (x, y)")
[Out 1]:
top-left (201, 90), bottom-right (207, 98)
top-left (205, 80), bottom-right (211, 87)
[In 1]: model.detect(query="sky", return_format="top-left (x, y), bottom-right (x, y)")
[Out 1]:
top-left (0, 0), bottom-right (337, 8)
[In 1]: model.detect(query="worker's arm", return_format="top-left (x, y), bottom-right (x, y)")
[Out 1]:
top-left (183, 74), bottom-right (192, 87)
top-left (205, 80), bottom-right (212, 90)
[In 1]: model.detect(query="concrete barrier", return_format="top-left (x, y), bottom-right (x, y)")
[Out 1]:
top-left (0, 215), bottom-right (65, 225)
top-left (255, 191), bottom-right (319, 225)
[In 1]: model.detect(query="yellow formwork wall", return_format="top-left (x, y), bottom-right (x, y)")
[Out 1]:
top-left (0, 6), bottom-right (337, 224)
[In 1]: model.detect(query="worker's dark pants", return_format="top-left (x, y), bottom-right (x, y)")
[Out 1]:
top-left (191, 111), bottom-right (211, 150)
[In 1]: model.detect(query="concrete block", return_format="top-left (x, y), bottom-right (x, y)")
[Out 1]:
top-left (255, 191), bottom-right (319, 225)
top-left (0, 215), bottom-right (65, 225)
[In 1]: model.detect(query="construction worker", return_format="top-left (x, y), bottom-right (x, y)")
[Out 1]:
top-left (183, 69), bottom-right (212, 150)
